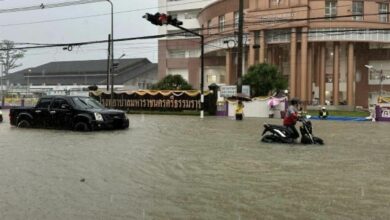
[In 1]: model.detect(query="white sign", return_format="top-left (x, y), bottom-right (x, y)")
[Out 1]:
top-left (382, 108), bottom-right (390, 118)
top-left (260, 12), bottom-right (296, 23)
top-left (220, 85), bottom-right (250, 97)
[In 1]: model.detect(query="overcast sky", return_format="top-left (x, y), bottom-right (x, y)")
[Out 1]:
top-left (0, 0), bottom-right (158, 73)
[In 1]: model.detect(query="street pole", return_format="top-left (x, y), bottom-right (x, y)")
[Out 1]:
top-left (0, 64), bottom-right (3, 107)
top-left (171, 24), bottom-right (204, 118)
top-left (28, 69), bottom-right (31, 94)
top-left (236, 0), bottom-right (244, 93)
top-left (380, 69), bottom-right (384, 97)
top-left (26, 70), bottom-right (29, 95)
top-left (107, 0), bottom-right (114, 106)
top-left (200, 35), bottom-right (204, 118)
top-left (106, 34), bottom-right (111, 91)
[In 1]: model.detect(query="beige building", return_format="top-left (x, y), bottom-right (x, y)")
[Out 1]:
top-left (159, 0), bottom-right (390, 108)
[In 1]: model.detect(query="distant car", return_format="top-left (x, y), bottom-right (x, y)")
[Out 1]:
top-left (0, 108), bottom-right (3, 123)
top-left (9, 96), bottom-right (129, 131)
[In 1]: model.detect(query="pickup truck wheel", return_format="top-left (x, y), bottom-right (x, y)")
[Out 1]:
top-left (73, 121), bottom-right (91, 132)
top-left (17, 119), bottom-right (31, 128)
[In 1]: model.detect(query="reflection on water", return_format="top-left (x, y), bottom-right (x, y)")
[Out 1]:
top-left (1, 113), bottom-right (390, 219)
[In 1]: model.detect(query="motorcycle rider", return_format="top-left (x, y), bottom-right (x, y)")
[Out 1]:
top-left (283, 98), bottom-right (300, 141)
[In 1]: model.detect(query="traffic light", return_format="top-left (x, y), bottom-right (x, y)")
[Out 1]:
top-left (167, 16), bottom-right (183, 26)
top-left (143, 13), bottom-right (183, 26)
top-left (143, 13), bottom-right (163, 26)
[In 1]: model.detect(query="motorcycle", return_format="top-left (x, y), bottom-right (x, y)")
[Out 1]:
top-left (261, 116), bottom-right (324, 145)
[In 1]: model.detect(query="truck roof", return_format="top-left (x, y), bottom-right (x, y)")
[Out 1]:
top-left (40, 95), bottom-right (90, 99)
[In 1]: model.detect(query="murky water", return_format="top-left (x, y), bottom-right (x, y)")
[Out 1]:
top-left (1, 110), bottom-right (390, 219)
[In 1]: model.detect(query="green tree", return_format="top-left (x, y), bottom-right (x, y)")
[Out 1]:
top-left (0, 40), bottom-right (26, 75)
top-left (242, 63), bottom-right (288, 97)
top-left (151, 74), bottom-right (193, 90)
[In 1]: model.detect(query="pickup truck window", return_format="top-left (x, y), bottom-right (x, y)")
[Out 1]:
top-left (52, 99), bottom-right (68, 109)
top-left (36, 98), bottom-right (52, 108)
top-left (72, 97), bottom-right (104, 109)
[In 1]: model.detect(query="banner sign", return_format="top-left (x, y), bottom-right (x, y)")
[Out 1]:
top-left (220, 85), bottom-right (250, 97)
top-left (90, 90), bottom-right (209, 111)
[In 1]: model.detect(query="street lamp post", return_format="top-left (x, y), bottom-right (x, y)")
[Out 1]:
top-left (111, 53), bottom-right (125, 99)
top-left (106, 0), bottom-right (114, 106)
top-left (27, 69), bottom-right (31, 95)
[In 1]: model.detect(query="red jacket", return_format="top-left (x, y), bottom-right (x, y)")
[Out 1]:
top-left (283, 106), bottom-right (298, 126)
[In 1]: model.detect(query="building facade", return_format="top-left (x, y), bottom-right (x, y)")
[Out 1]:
top-left (196, 0), bottom-right (390, 108)
top-left (157, 0), bottom-right (390, 108)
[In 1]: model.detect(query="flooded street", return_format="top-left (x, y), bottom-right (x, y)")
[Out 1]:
top-left (1, 111), bottom-right (390, 219)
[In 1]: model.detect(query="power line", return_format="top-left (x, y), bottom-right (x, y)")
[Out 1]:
top-left (0, 0), bottom-right (104, 14)
top-left (0, 32), bottom-right (188, 51)
top-left (5, 11), bottom-right (390, 51)
top-left (0, 0), bottom-right (211, 27)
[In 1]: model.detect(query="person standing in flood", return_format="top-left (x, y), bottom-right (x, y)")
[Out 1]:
top-left (235, 100), bottom-right (244, 120)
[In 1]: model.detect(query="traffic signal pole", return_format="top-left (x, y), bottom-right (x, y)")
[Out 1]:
top-left (106, 34), bottom-right (111, 91)
top-left (143, 13), bottom-right (205, 118)
top-left (171, 24), bottom-right (205, 118)
top-left (237, 0), bottom-right (244, 94)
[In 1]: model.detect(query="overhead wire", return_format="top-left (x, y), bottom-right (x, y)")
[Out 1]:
top-left (0, 0), bottom-right (212, 27)
top-left (4, 5), bottom-right (390, 53)
top-left (0, 0), bottom-right (105, 14)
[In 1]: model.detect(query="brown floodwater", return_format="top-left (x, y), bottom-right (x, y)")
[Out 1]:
top-left (0, 110), bottom-right (390, 219)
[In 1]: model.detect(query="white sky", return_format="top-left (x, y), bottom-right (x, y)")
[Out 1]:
top-left (0, 0), bottom-right (159, 73)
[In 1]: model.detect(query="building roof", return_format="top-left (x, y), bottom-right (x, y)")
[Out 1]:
top-left (4, 58), bottom-right (157, 86)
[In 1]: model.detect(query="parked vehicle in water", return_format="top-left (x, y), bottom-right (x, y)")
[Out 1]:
top-left (261, 116), bottom-right (324, 145)
top-left (9, 96), bottom-right (129, 131)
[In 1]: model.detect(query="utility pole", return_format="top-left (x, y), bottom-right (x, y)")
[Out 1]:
top-left (236, 0), bottom-right (244, 93)
top-left (106, 34), bottom-right (111, 91)
top-left (106, 0), bottom-right (114, 106)
top-left (0, 64), bottom-right (3, 107)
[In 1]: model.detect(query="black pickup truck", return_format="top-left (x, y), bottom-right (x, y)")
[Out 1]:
top-left (10, 96), bottom-right (129, 131)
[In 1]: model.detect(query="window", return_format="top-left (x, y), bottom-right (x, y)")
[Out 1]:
top-left (167, 69), bottom-right (189, 81)
top-left (36, 98), bottom-right (52, 108)
top-left (270, 0), bottom-right (283, 7)
top-left (379, 3), bottom-right (388, 22)
top-left (207, 74), bottom-right (217, 83)
top-left (325, 0), bottom-right (337, 19)
top-left (170, 14), bottom-right (178, 19)
top-left (168, 50), bottom-right (186, 58)
top-left (234, 11), bottom-right (239, 29)
top-left (219, 15), bottom-right (225, 32)
top-left (72, 97), bottom-right (104, 109)
top-left (52, 99), bottom-right (68, 109)
top-left (352, 1), bottom-right (364, 21)
top-left (184, 11), bottom-right (197, 19)
top-left (188, 49), bottom-right (200, 58)
top-left (254, 31), bottom-right (260, 45)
